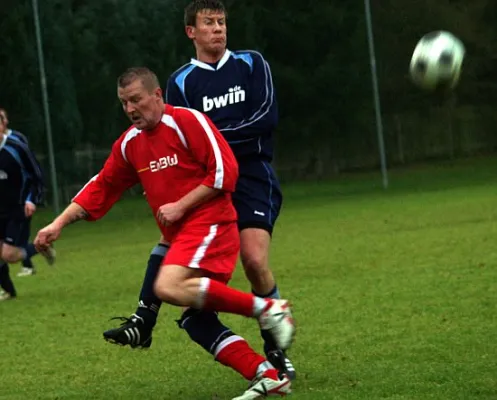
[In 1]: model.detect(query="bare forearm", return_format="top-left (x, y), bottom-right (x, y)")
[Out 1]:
top-left (53, 202), bottom-right (89, 229)
top-left (177, 185), bottom-right (222, 212)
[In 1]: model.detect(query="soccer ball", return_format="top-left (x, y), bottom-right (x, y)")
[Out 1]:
top-left (409, 31), bottom-right (465, 91)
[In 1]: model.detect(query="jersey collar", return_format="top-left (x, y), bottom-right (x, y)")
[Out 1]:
top-left (0, 134), bottom-right (7, 150)
top-left (190, 49), bottom-right (231, 71)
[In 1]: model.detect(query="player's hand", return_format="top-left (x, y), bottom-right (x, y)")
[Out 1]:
top-left (156, 202), bottom-right (185, 227)
top-left (24, 201), bottom-right (36, 217)
top-left (34, 223), bottom-right (62, 252)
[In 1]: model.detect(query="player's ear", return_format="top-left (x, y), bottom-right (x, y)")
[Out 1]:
top-left (155, 87), bottom-right (163, 100)
top-left (185, 25), bottom-right (195, 40)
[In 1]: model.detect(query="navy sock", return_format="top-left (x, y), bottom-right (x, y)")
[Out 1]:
top-left (252, 285), bottom-right (281, 300)
top-left (0, 263), bottom-right (17, 296)
top-left (177, 308), bottom-right (235, 355)
top-left (253, 285), bottom-right (282, 355)
top-left (22, 257), bottom-right (34, 269)
top-left (22, 243), bottom-right (38, 260)
top-left (135, 243), bottom-right (168, 326)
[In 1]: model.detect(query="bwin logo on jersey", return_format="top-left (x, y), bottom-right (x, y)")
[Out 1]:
top-left (150, 154), bottom-right (178, 172)
top-left (203, 86), bottom-right (246, 112)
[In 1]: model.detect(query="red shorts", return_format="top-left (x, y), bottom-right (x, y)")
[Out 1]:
top-left (162, 222), bottom-right (240, 284)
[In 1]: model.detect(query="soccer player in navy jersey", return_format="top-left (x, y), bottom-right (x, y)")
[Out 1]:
top-left (0, 108), bottom-right (52, 277)
top-left (0, 116), bottom-right (53, 301)
top-left (103, 0), bottom-right (296, 381)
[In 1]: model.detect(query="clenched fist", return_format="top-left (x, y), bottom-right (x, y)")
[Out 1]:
top-left (34, 222), bottom-right (62, 252)
top-left (156, 202), bottom-right (185, 227)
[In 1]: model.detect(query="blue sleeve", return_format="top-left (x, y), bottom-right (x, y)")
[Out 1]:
top-left (219, 52), bottom-right (278, 141)
top-left (18, 143), bottom-right (44, 205)
top-left (165, 75), bottom-right (190, 107)
top-left (13, 131), bottom-right (29, 145)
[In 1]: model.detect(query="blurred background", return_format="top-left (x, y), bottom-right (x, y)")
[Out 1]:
top-left (1, 0), bottom-right (496, 205)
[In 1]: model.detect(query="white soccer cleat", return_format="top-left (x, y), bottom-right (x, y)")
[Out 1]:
top-left (41, 246), bottom-right (56, 266)
top-left (17, 267), bottom-right (35, 277)
top-left (258, 299), bottom-right (295, 351)
top-left (0, 292), bottom-right (15, 301)
top-left (232, 370), bottom-right (291, 400)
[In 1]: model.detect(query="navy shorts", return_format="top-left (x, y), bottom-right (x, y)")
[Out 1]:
top-left (233, 159), bottom-right (283, 234)
top-left (0, 214), bottom-right (31, 247)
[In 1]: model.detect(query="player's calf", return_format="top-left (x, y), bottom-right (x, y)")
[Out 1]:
top-left (178, 308), bottom-right (285, 387)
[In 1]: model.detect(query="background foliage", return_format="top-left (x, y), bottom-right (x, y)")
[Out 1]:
top-left (1, 0), bottom-right (496, 200)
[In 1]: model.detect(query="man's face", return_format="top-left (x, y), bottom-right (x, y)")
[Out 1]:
top-left (186, 10), bottom-right (227, 55)
top-left (0, 111), bottom-right (8, 127)
top-left (0, 117), bottom-right (6, 135)
top-left (117, 79), bottom-right (163, 130)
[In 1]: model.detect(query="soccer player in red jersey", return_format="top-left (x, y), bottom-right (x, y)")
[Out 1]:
top-left (34, 67), bottom-right (293, 398)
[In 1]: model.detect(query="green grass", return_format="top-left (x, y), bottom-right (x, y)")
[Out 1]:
top-left (2, 157), bottom-right (497, 399)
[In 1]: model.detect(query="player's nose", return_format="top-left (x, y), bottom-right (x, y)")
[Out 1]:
top-left (125, 103), bottom-right (136, 114)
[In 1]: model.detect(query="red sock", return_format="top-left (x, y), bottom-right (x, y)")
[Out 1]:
top-left (215, 338), bottom-right (267, 380)
top-left (202, 278), bottom-right (269, 317)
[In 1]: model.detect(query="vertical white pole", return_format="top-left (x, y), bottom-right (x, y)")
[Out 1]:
top-left (364, 0), bottom-right (388, 189)
top-left (32, 0), bottom-right (60, 213)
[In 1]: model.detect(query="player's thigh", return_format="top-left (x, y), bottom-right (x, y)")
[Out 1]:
top-left (156, 263), bottom-right (204, 287)
top-left (234, 161), bottom-right (283, 234)
top-left (162, 223), bottom-right (240, 284)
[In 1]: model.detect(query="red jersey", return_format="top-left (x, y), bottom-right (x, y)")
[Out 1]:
top-left (73, 105), bottom-right (239, 243)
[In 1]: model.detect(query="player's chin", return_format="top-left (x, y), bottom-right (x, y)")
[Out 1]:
top-left (132, 119), bottom-right (146, 129)
top-left (210, 42), bottom-right (226, 52)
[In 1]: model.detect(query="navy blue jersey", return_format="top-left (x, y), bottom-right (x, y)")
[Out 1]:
top-left (166, 49), bottom-right (278, 161)
top-left (0, 135), bottom-right (44, 217)
top-left (7, 129), bottom-right (29, 145)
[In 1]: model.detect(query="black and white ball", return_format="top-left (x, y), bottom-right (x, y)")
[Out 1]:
top-left (409, 31), bottom-right (465, 91)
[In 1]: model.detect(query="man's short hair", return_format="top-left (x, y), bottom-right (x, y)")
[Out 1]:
top-left (184, 0), bottom-right (226, 27)
top-left (117, 67), bottom-right (160, 93)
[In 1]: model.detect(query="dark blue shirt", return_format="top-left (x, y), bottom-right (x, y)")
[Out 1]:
top-left (0, 135), bottom-right (44, 217)
top-left (7, 129), bottom-right (29, 145)
top-left (166, 49), bottom-right (278, 161)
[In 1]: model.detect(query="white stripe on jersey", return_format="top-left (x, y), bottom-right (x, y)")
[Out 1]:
top-left (180, 108), bottom-right (225, 189)
top-left (189, 224), bottom-right (218, 269)
top-left (121, 127), bottom-right (142, 162)
top-left (72, 174), bottom-right (99, 201)
top-left (161, 114), bottom-right (188, 148)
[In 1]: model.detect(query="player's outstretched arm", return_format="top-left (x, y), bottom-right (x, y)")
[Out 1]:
top-left (34, 202), bottom-right (88, 251)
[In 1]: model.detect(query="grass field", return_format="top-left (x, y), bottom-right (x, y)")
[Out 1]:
top-left (2, 157), bottom-right (497, 399)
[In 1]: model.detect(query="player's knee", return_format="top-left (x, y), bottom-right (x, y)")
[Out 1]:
top-left (1, 245), bottom-right (21, 263)
top-left (240, 246), bottom-right (268, 273)
top-left (239, 228), bottom-right (271, 274)
top-left (153, 279), bottom-right (178, 304)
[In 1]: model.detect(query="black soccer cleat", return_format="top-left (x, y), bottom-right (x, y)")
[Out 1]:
top-left (103, 314), bottom-right (153, 349)
top-left (266, 350), bottom-right (297, 381)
